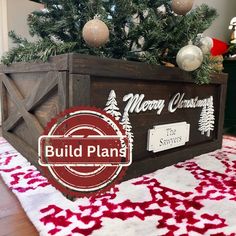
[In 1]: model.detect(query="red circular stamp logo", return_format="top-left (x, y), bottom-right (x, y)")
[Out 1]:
top-left (38, 107), bottom-right (131, 197)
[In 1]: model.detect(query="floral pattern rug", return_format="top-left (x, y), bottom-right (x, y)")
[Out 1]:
top-left (1, 136), bottom-right (236, 236)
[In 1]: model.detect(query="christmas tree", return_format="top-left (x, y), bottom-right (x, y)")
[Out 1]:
top-left (206, 96), bottom-right (215, 137)
top-left (1, 0), bottom-right (218, 84)
top-left (198, 97), bottom-right (215, 137)
top-left (121, 111), bottom-right (134, 150)
top-left (104, 90), bottom-right (121, 121)
top-left (198, 105), bottom-right (208, 135)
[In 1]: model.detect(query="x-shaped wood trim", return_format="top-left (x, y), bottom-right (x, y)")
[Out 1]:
top-left (1, 72), bottom-right (61, 137)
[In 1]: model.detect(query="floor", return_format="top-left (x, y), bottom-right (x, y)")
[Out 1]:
top-left (0, 128), bottom-right (38, 236)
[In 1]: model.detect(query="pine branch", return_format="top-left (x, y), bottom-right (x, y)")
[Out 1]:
top-left (228, 44), bottom-right (236, 55)
top-left (1, 39), bottom-right (77, 65)
top-left (1, 0), bottom-right (218, 85)
top-left (8, 31), bottom-right (28, 44)
top-left (192, 54), bottom-right (218, 85)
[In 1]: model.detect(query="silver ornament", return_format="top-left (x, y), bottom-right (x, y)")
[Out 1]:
top-left (176, 44), bottom-right (203, 72)
top-left (198, 37), bottom-right (213, 54)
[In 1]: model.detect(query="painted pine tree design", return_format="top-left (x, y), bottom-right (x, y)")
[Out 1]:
top-left (198, 96), bottom-right (215, 137)
top-left (199, 105), bottom-right (208, 135)
top-left (104, 90), bottom-right (121, 121)
top-left (206, 96), bottom-right (215, 137)
top-left (121, 111), bottom-right (134, 150)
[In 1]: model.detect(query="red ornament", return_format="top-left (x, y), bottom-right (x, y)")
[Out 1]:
top-left (211, 38), bottom-right (229, 56)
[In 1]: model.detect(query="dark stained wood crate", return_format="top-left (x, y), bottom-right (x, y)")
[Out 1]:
top-left (0, 53), bottom-right (228, 180)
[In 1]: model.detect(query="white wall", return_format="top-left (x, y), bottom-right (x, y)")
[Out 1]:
top-left (194, 0), bottom-right (236, 42)
top-left (0, 0), bottom-right (8, 57)
top-left (0, 0), bottom-right (42, 57)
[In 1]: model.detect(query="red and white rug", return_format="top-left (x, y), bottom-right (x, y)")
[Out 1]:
top-left (1, 136), bottom-right (236, 236)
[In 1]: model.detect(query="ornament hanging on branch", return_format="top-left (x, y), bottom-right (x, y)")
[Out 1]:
top-left (82, 17), bottom-right (109, 48)
top-left (210, 55), bottom-right (224, 72)
top-left (171, 0), bottom-right (195, 15)
top-left (176, 41), bottom-right (203, 71)
top-left (197, 36), bottom-right (214, 54)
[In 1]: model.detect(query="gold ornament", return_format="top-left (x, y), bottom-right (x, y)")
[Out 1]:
top-left (171, 0), bottom-right (194, 15)
top-left (82, 19), bottom-right (109, 48)
top-left (176, 43), bottom-right (203, 72)
top-left (162, 61), bottom-right (176, 68)
top-left (210, 55), bottom-right (224, 73)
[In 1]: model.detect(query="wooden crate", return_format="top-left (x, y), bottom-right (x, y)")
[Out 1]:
top-left (0, 53), bottom-right (228, 180)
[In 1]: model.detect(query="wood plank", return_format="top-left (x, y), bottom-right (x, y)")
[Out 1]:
top-left (4, 71), bottom-right (59, 131)
top-left (1, 74), bottom-right (44, 137)
top-left (58, 72), bottom-right (69, 111)
top-left (217, 82), bottom-right (228, 141)
top-left (0, 53), bottom-right (227, 84)
top-left (2, 131), bottom-right (39, 168)
top-left (69, 53), bottom-right (228, 84)
top-left (24, 71), bottom-right (60, 110)
top-left (0, 54), bottom-right (69, 73)
top-left (124, 140), bottom-right (222, 180)
top-left (0, 74), bottom-right (8, 122)
top-left (69, 74), bottom-right (91, 107)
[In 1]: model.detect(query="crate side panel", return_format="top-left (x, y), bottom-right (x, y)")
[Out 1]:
top-left (1, 70), bottom-right (69, 165)
top-left (90, 77), bottom-right (221, 162)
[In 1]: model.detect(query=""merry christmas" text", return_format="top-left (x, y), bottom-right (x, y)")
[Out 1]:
top-left (123, 93), bottom-right (213, 115)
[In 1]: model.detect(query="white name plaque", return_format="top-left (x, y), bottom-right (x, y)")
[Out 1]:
top-left (147, 122), bottom-right (190, 153)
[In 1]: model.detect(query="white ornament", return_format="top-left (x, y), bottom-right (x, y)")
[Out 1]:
top-left (176, 43), bottom-right (203, 71)
top-left (157, 5), bottom-right (166, 14)
top-left (198, 96), bottom-right (215, 137)
top-left (198, 37), bottom-right (213, 54)
top-left (104, 90), bottom-right (121, 121)
top-left (41, 8), bottom-right (49, 13)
